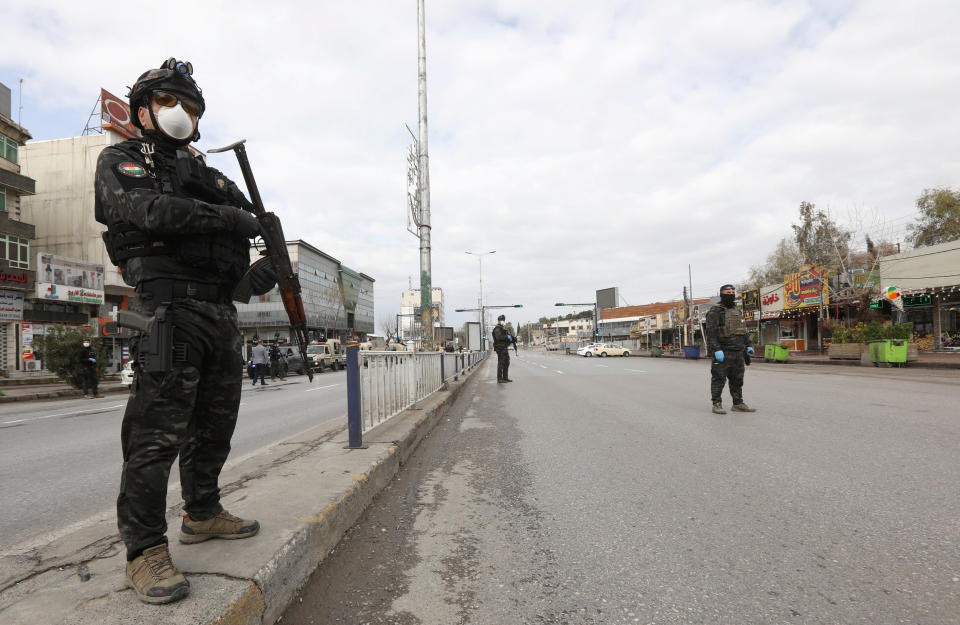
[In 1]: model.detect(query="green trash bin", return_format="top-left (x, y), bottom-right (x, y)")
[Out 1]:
top-left (869, 339), bottom-right (904, 365)
top-left (888, 339), bottom-right (908, 364)
top-left (764, 344), bottom-right (775, 361)
top-left (772, 344), bottom-right (789, 362)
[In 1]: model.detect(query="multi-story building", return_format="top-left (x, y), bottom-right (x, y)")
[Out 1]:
top-left (398, 286), bottom-right (443, 343)
top-left (235, 240), bottom-right (374, 351)
top-left (0, 82), bottom-right (38, 374)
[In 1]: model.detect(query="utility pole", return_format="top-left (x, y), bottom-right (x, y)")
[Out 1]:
top-left (466, 251), bottom-right (495, 350)
top-left (416, 0), bottom-right (434, 351)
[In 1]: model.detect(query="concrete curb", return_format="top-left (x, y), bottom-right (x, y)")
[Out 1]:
top-left (569, 352), bottom-right (960, 370)
top-left (0, 358), bottom-right (488, 625)
top-left (0, 384), bottom-right (129, 403)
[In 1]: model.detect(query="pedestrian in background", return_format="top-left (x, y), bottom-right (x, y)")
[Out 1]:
top-left (704, 284), bottom-right (756, 414)
top-left (77, 338), bottom-right (101, 399)
top-left (251, 339), bottom-right (269, 386)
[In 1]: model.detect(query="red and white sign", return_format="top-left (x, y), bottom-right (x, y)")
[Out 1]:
top-left (100, 88), bottom-right (142, 140)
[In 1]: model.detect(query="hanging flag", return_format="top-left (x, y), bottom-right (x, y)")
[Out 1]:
top-left (884, 286), bottom-right (904, 312)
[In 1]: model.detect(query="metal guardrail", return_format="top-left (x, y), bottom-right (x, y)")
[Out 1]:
top-left (345, 346), bottom-right (488, 448)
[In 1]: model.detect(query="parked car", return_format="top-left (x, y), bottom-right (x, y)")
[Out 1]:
top-left (119, 362), bottom-right (134, 386)
top-left (593, 343), bottom-right (630, 357)
top-left (577, 343), bottom-right (601, 357)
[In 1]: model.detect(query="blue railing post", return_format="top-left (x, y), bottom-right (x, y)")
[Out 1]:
top-left (345, 344), bottom-right (367, 449)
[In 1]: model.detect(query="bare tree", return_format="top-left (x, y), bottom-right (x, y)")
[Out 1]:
top-left (380, 314), bottom-right (398, 344)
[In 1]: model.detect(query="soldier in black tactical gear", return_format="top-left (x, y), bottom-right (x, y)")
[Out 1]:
top-left (95, 58), bottom-right (276, 605)
top-left (492, 314), bottom-right (514, 383)
top-left (704, 284), bottom-right (756, 415)
top-left (77, 338), bottom-right (101, 399)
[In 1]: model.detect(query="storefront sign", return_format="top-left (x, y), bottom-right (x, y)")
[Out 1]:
top-left (761, 311), bottom-right (781, 320)
top-left (37, 253), bottom-right (105, 305)
top-left (903, 293), bottom-right (932, 307)
top-left (0, 271), bottom-right (30, 285)
top-left (762, 291), bottom-right (780, 307)
top-left (0, 289), bottom-right (24, 321)
top-left (21, 322), bottom-right (34, 360)
top-left (100, 88), bottom-right (142, 140)
top-left (742, 289), bottom-right (760, 310)
top-left (784, 266), bottom-right (829, 309)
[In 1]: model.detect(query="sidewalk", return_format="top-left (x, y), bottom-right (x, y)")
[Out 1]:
top-left (0, 361), bottom-right (486, 625)
top-left (0, 377), bottom-right (129, 403)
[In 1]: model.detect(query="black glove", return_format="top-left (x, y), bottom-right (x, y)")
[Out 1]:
top-left (249, 259), bottom-right (277, 295)
top-left (229, 207), bottom-right (261, 238)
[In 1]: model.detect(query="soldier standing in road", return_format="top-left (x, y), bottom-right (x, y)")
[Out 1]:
top-left (77, 338), bottom-right (101, 399)
top-left (704, 284), bottom-right (757, 414)
top-left (95, 58), bottom-right (277, 605)
top-left (492, 314), bottom-right (514, 383)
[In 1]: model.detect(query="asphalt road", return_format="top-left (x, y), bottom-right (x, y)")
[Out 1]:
top-left (283, 350), bottom-right (959, 625)
top-left (0, 369), bottom-right (347, 554)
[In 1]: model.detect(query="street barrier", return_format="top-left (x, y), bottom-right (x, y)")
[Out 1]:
top-left (346, 346), bottom-right (488, 448)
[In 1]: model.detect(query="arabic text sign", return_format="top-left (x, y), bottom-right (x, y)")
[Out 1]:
top-left (0, 289), bottom-right (24, 321)
top-left (37, 253), bottom-right (105, 305)
top-left (784, 266), bottom-right (829, 310)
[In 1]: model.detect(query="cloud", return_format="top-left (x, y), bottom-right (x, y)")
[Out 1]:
top-left (3, 0), bottom-right (959, 326)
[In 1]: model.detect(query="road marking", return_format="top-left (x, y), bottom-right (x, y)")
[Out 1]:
top-left (625, 369), bottom-right (648, 373)
top-left (554, 370), bottom-right (564, 374)
top-left (2, 403), bottom-right (127, 426)
top-left (598, 364), bottom-right (608, 368)
top-left (305, 384), bottom-right (340, 392)
top-left (539, 365), bottom-right (548, 369)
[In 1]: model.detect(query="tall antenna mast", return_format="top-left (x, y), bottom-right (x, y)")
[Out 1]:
top-left (416, 0), bottom-right (434, 350)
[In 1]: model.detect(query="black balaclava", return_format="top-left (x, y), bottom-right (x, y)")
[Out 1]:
top-left (719, 284), bottom-right (736, 308)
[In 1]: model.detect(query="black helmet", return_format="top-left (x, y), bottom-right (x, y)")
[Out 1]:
top-left (127, 58), bottom-right (205, 133)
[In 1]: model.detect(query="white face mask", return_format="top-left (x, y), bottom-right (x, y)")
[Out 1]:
top-left (83, 343), bottom-right (90, 348)
top-left (155, 103), bottom-right (196, 140)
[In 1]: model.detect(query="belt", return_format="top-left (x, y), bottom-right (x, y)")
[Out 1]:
top-left (137, 279), bottom-right (231, 304)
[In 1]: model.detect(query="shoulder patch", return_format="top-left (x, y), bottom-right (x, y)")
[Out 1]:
top-left (117, 162), bottom-right (147, 178)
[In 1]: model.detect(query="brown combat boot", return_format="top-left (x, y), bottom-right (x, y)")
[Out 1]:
top-left (731, 402), bottom-right (757, 412)
top-left (125, 543), bottom-right (189, 604)
top-left (712, 402), bottom-right (726, 415)
top-left (179, 509), bottom-right (260, 544)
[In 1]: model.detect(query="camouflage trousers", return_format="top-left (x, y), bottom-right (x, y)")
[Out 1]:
top-left (117, 295), bottom-right (243, 559)
top-left (496, 348), bottom-right (510, 380)
top-left (710, 350), bottom-right (745, 404)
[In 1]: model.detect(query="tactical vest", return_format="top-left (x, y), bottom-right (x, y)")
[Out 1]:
top-left (718, 306), bottom-right (747, 340)
top-left (99, 141), bottom-right (250, 283)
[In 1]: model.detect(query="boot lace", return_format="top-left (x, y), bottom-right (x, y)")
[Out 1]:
top-left (144, 547), bottom-right (176, 580)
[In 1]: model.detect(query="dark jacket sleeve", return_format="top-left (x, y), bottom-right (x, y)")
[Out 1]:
top-left (95, 146), bottom-right (241, 235)
top-left (704, 306), bottom-right (722, 354)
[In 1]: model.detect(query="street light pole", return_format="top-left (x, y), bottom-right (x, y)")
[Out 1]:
top-left (466, 250), bottom-right (495, 350)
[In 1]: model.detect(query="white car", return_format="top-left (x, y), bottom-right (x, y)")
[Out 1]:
top-left (577, 343), bottom-right (600, 357)
top-left (119, 362), bottom-right (134, 386)
top-left (593, 343), bottom-right (630, 357)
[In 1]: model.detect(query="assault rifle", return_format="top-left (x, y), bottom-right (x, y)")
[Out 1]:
top-left (209, 140), bottom-right (314, 382)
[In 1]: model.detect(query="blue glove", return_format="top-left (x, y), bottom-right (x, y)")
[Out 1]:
top-left (89, 358), bottom-right (96, 364)
top-left (746, 347), bottom-right (754, 356)
top-left (714, 350), bottom-right (724, 362)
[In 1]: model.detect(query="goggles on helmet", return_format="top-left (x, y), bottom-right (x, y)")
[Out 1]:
top-left (152, 90), bottom-right (203, 117)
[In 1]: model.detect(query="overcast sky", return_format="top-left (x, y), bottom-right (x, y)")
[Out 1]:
top-left (3, 0), bottom-right (959, 329)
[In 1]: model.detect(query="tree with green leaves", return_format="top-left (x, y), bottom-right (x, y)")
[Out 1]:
top-left (791, 201), bottom-right (853, 273)
top-left (744, 237), bottom-right (805, 289)
top-left (34, 326), bottom-right (108, 389)
top-left (907, 187), bottom-right (960, 247)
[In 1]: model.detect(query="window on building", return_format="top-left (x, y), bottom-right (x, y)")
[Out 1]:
top-left (1, 136), bottom-right (18, 164)
top-left (0, 187), bottom-right (5, 212)
top-left (0, 233), bottom-right (29, 269)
